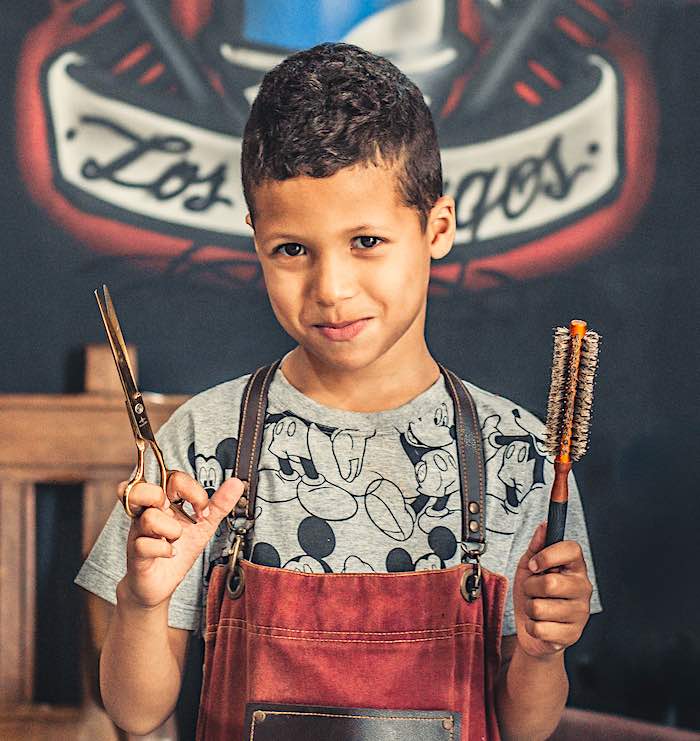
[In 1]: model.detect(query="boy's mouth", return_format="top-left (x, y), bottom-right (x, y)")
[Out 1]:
top-left (313, 318), bottom-right (371, 341)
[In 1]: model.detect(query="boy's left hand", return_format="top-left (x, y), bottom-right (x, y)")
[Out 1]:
top-left (512, 521), bottom-right (593, 659)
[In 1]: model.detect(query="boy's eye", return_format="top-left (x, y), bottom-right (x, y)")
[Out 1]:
top-left (352, 236), bottom-right (382, 249)
top-left (275, 243), bottom-right (306, 257)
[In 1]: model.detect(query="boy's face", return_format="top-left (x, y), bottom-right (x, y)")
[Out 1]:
top-left (248, 162), bottom-right (455, 373)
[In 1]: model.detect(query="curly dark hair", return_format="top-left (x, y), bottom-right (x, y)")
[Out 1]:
top-left (241, 42), bottom-right (442, 231)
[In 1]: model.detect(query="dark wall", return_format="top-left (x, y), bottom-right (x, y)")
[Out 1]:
top-left (2, 1), bottom-right (698, 733)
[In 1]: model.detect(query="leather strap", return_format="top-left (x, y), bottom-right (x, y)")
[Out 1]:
top-left (230, 360), bottom-right (486, 561)
top-left (438, 364), bottom-right (486, 553)
top-left (229, 359), bottom-right (282, 536)
top-left (243, 703), bottom-right (460, 741)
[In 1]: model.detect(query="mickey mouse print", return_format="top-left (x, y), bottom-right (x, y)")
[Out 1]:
top-left (184, 367), bottom-right (584, 585)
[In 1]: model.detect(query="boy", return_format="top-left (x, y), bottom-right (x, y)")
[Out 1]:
top-left (76, 43), bottom-right (601, 739)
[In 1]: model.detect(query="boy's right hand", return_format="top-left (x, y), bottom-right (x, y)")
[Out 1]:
top-left (119, 472), bottom-right (245, 610)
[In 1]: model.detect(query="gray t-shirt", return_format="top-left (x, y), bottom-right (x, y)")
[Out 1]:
top-left (75, 364), bottom-right (602, 635)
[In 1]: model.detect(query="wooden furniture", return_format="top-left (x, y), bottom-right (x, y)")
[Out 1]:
top-left (0, 345), bottom-right (188, 738)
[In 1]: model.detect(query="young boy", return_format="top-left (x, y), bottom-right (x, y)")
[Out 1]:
top-left (76, 43), bottom-right (601, 740)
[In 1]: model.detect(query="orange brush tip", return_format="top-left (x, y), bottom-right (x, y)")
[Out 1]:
top-left (570, 319), bottom-right (587, 336)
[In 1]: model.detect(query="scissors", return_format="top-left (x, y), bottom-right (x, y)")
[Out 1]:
top-left (95, 285), bottom-right (196, 524)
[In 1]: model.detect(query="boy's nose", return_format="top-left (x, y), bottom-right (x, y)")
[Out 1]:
top-left (312, 252), bottom-right (357, 306)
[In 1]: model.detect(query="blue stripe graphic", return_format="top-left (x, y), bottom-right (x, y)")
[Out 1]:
top-left (242, 0), bottom-right (405, 49)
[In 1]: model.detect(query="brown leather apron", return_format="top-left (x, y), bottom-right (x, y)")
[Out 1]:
top-left (196, 361), bottom-right (508, 740)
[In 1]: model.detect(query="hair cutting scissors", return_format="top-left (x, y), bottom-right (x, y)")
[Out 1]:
top-left (95, 285), bottom-right (196, 524)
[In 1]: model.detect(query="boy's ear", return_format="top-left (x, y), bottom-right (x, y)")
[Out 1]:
top-left (245, 213), bottom-right (262, 256)
top-left (427, 196), bottom-right (456, 260)
top-left (245, 213), bottom-right (260, 253)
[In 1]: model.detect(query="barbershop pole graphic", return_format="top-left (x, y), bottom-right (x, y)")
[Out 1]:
top-left (16, 0), bottom-right (658, 293)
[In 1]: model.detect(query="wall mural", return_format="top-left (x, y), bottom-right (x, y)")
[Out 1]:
top-left (6, 1), bottom-right (699, 730)
top-left (16, 0), bottom-right (657, 293)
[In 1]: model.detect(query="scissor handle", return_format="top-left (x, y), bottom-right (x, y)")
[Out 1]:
top-left (122, 437), bottom-right (148, 518)
top-left (122, 437), bottom-right (197, 524)
top-left (150, 441), bottom-right (198, 524)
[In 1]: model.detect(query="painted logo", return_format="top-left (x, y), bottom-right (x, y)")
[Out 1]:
top-left (17, 0), bottom-right (657, 291)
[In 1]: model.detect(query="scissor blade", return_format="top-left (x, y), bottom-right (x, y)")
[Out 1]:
top-left (101, 284), bottom-right (138, 382)
top-left (94, 285), bottom-right (157, 444)
top-left (95, 288), bottom-right (132, 398)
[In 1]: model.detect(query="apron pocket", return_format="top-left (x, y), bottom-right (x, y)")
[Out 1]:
top-left (242, 702), bottom-right (460, 740)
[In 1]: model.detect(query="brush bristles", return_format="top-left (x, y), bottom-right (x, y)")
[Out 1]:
top-left (545, 327), bottom-right (570, 456)
top-left (570, 330), bottom-right (600, 460)
top-left (545, 328), bottom-right (600, 460)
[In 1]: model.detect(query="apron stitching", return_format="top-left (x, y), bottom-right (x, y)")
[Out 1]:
top-left (208, 618), bottom-right (482, 635)
top-left (203, 630), bottom-right (482, 644)
top-left (441, 370), bottom-right (470, 534)
top-left (462, 380), bottom-right (486, 529)
top-left (234, 562), bottom-right (477, 578)
top-left (235, 367), bottom-right (263, 477)
top-left (257, 711), bottom-right (456, 721)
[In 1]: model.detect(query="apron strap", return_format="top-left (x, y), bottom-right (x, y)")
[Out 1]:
top-left (231, 360), bottom-right (282, 521)
top-left (437, 364), bottom-right (486, 554)
top-left (227, 360), bottom-right (486, 599)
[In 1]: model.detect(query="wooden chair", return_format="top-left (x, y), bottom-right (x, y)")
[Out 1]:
top-left (0, 345), bottom-right (188, 739)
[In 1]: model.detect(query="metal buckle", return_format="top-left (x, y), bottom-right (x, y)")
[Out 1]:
top-left (460, 559), bottom-right (482, 603)
top-left (225, 533), bottom-right (246, 600)
top-left (460, 541), bottom-right (486, 560)
top-left (225, 481), bottom-right (252, 533)
top-left (459, 542), bottom-right (484, 602)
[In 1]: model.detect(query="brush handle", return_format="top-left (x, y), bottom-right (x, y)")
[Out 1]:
top-left (545, 500), bottom-right (568, 546)
top-left (545, 460), bottom-right (571, 546)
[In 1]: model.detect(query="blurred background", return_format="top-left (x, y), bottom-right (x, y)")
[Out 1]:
top-left (1, 1), bottom-right (698, 738)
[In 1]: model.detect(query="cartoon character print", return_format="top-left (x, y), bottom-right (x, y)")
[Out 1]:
top-left (405, 400), bottom-right (454, 449)
top-left (187, 437), bottom-right (238, 497)
top-left (259, 412), bottom-right (358, 519)
top-left (364, 477), bottom-right (415, 542)
top-left (330, 427), bottom-right (376, 482)
top-left (386, 526), bottom-right (458, 572)
top-left (257, 408), bottom-right (427, 557)
top-left (201, 396), bottom-right (478, 577)
top-left (342, 555), bottom-right (374, 573)
top-left (284, 516), bottom-right (336, 573)
top-left (193, 408), bottom-right (422, 577)
top-left (254, 518), bottom-right (375, 574)
top-left (400, 401), bottom-right (458, 517)
top-left (482, 409), bottom-right (548, 535)
top-left (398, 402), bottom-right (463, 559)
top-left (414, 448), bottom-right (461, 535)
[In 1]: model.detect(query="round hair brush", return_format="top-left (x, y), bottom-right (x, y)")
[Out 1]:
top-left (544, 320), bottom-right (600, 546)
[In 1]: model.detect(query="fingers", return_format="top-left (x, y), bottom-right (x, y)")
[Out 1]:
top-left (132, 536), bottom-right (176, 560)
top-left (121, 473), bottom-right (209, 524)
top-left (123, 481), bottom-right (167, 512)
top-left (134, 506), bottom-right (183, 542)
top-left (166, 471), bottom-right (210, 520)
top-left (522, 618), bottom-right (581, 650)
top-left (205, 477), bottom-right (247, 525)
top-left (522, 521), bottom-right (548, 563)
top-left (125, 475), bottom-right (246, 566)
top-left (528, 538), bottom-right (589, 575)
top-left (129, 502), bottom-right (182, 563)
top-left (524, 570), bottom-right (594, 601)
top-left (514, 522), bottom-right (593, 655)
top-left (524, 596), bottom-right (590, 625)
